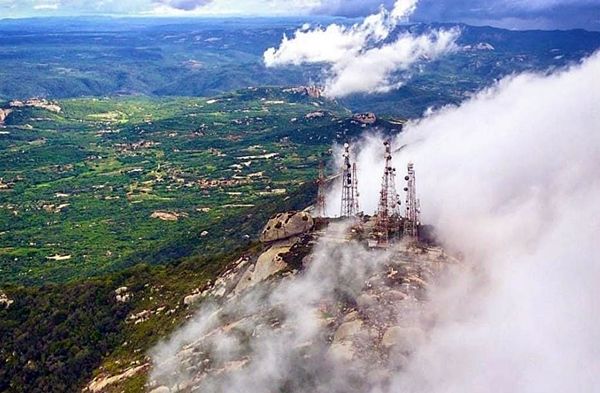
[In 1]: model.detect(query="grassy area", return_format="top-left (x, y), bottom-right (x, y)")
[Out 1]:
top-left (0, 88), bottom-right (401, 285)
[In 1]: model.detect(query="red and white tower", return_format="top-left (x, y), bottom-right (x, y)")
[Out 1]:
top-left (372, 141), bottom-right (401, 247)
top-left (403, 162), bottom-right (420, 239)
top-left (316, 161), bottom-right (326, 218)
top-left (340, 143), bottom-right (357, 218)
top-left (352, 162), bottom-right (360, 215)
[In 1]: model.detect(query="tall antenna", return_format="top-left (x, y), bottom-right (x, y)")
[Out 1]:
top-left (316, 161), bottom-right (326, 218)
top-left (404, 162), bottom-right (420, 239)
top-left (373, 141), bottom-right (401, 247)
top-left (352, 163), bottom-right (360, 215)
top-left (340, 143), bottom-right (357, 218)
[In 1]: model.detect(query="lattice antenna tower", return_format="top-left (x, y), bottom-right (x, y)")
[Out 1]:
top-left (340, 143), bottom-right (357, 218)
top-left (352, 163), bottom-right (360, 214)
top-left (316, 161), bottom-right (327, 217)
top-left (374, 141), bottom-right (401, 246)
top-left (403, 162), bottom-right (420, 239)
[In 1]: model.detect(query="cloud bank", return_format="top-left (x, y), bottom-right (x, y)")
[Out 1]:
top-left (311, 0), bottom-right (600, 30)
top-left (3, 0), bottom-right (598, 30)
top-left (349, 51), bottom-right (600, 392)
top-left (150, 226), bottom-right (406, 392)
top-left (155, 0), bottom-right (213, 11)
top-left (264, 0), bottom-right (460, 97)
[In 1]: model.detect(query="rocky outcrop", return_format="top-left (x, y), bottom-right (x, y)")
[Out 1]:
top-left (0, 108), bottom-right (12, 124)
top-left (381, 326), bottom-right (425, 352)
top-left (150, 211), bottom-right (187, 221)
top-left (145, 209), bottom-right (460, 393)
top-left (115, 286), bottom-right (131, 303)
top-left (9, 99), bottom-right (61, 113)
top-left (86, 364), bottom-right (148, 392)
top-left (353, 112), bottom-right (377, 125)
top-left (151, 229), bottom-right (457, 393)
top-left (0, 290), bottom-right (13, 309)
top-left (260, 211), bottom-right (313, 243)
top-left (283, 86), bottom-right (323, 98)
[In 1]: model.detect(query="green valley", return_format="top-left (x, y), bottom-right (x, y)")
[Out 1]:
top-left (0, 88), bottom-right (401, 285)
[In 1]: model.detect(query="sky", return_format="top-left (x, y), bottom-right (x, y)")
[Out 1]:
top-left (0, 0), bottom-right (599, 30)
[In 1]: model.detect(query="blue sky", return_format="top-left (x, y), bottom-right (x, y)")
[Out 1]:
top-left (1, 0), bottom-right (599, 30)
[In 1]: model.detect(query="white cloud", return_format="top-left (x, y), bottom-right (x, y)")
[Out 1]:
top-left (33, 3), bottom-right (60, 11)
top-left (264, 0), bottom-right (460, 97)
top-left (148, 0), bottom-right (323, 16)
top-left (325, 28), bottom-right (459, 97)
top-left (351, 51), bottom-right (600, 392)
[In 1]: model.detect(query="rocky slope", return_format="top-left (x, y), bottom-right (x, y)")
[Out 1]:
top-left (141, 212), bottom-right (457, 393)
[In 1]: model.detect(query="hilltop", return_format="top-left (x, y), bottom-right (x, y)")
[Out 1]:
top-left (78, 211), bottom-right (457, 393)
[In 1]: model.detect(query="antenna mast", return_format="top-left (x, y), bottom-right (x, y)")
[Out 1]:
top-left (373, 141), bottom-right (401, 247)
top-left (316, 161), bottom-right (326, 218)
top-left (404, 162), bottom-right (420, 239)
top-left (340, 143), bottom-right (357, 218)
top-left (352, 162), bottom-right (360, 215)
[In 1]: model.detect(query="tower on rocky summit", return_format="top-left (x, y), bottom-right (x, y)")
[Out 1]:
top-left (340, 143), bottom-right (358, 218)
top-left (372, 141), bottom-right (402, 247)
top-left (352, 162), bottom-right (360, 215)
top-left (403, 162), bottom-right (420, 239)
top-left (316, 161), bottom-right (326, 218)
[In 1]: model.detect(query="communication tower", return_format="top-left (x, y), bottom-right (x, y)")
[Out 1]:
top-left (316, 161), bottom-right (326, 218)
top-left (372, 141), bottom-right (401, 247)
top-left (352, 163), bottom-right (360, 215)
top-left (403, 162), bottom-right (420, 239)
top-left (340, 143), bottom-right (357, 218)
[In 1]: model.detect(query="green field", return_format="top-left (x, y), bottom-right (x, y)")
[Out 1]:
top-left (0, 88), bottom-right (404, 393)
top-left (0, 88), bottom-right (401, 285)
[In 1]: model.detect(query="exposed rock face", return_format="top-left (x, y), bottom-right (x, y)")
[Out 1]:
top-left (86, 364), bottom-right (148, 392)
top-left (0, 290), bottom-right (13, 309)
top-left (115, 286), bottom-right (131, 303)
top-left (151, 211), bottom-right (187, 221)
top-left (284, 86), bottom-right (323, 98)
top-left (333, 319), bottom-right (363, 343)
top-left (381, 326), bottom-right (425, 352)
top-left (260, 211), bottom-right (313, 243)
top-left (9, 98), bottom-right (61, 113)
top-left (149, 212), bottom-right (458, 393)
top-left (148, 387), bottom-right (170, 393)
top-left (353, 112), bottom-right (377, 125)
top-left (0, 108), bottom-right (12, 124)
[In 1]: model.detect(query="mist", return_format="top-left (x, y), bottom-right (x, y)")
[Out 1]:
top-left (353, 51), bottom-right (600, 392)
top-left (149, 224), bottom-right (411, 392)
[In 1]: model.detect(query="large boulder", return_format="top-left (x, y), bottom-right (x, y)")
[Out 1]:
top-left (0, 108), bottom-right (13, 124)
top-left (381, 326), bottom-right (425, 353)
top-left (0, 290), bottom-right (13, 309)
top-left (234, 241), bottom-right (294, 294)
top-left (260, 211), bottom-right (313, 243)
top-left (333, 320), bottom-right (363, 343)
top-left (149, 387), bottom-right (170, 393)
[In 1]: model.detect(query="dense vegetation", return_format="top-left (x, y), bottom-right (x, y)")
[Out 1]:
top-left (0, 88), bottom-right (402, 285)
top-left (0, 180), bottom-right (319, 393)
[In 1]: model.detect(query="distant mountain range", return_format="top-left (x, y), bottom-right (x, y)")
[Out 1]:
top-left (1, 18), bottom-right (599, 117)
